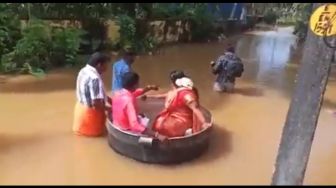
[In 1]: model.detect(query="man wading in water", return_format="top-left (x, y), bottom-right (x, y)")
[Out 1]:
top-left (73, 52), bottom-right (111, 137)
top-left (111, 48), bottom-right (158, 100)
top-left (112, 49), bottom-right (137, 93)
top-left (211, 46), bottom-right (244, 93)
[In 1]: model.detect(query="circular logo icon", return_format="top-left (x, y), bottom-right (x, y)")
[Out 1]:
top-left (309, 4), bottom-right (336, 36)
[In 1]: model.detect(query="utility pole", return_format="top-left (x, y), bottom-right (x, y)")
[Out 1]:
top-left (271, 3), bottom-right (336, 185)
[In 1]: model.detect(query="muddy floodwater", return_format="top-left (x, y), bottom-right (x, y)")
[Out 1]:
top-left (1, 27), bottom-right (336, 185)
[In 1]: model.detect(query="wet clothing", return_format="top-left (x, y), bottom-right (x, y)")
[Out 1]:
top-left (112, 58), bottom-right (131, 92)
top-left (112, 88), bottom-right (147, 134)
top-left (212, 52), bottom-right (243, 84)
top-left (153, 87), bottom-right (202, 137)
top-left (73, 64), bottom-right (106, 136)
top-left (213, 81), bottom-right (234, 92)
top-left (76, 65), bottom-right (105, 107)
top-left (212, 52), bottom-right (243, 92)
top-left (73, 101), bottom-right (106, 136)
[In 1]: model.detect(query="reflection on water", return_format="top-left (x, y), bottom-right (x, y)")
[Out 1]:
top-left (0, 27), bottom-right (336, 185)
top-left (236, 27), bottom-right (297, 94)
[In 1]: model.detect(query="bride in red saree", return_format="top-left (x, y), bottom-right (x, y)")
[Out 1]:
top-left (149, 70), bottom-right (211, 137)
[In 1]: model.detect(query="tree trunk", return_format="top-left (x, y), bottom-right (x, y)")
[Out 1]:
top-left (271, 3), bottom-right (335, 185)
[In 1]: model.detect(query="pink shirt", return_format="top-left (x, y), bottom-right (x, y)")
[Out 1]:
top-left (112, 88), bottom-right (146, 133)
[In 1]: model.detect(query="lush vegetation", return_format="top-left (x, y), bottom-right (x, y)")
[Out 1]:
top-left (189, 4), bottom-right (217, 42)
top-left (275, 3), bottom-right (312, 42)
top-left (0, 3), bottom-right (314, 76)
top-left (111, 3), bottom-right (219, 52)
top-left (291, 4), bottom-right (312, 43)
top-left (3, 3), bottom-right (289, 76)
top-left (0, 5), bottom-right (85, 75)
top-left (263, 10), bottom-right (278, 25)
top-left (1, 20), bottom-right (84, 76)
top-left (247, 3), bottom-right (312, 42)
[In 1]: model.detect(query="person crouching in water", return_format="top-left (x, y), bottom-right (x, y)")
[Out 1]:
top-left (73, 52), bottom-right (111, 137)
top-left (149, 70), bottom-right (211, 138)
top-left (211, 46), bottom-right (244, 93)
top-left (111, 72), bottom-right (166, 141)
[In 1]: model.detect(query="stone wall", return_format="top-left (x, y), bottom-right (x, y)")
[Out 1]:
top-left (20, 18), bottom-right (252, 46)
top-left (20, 19), bottom-right (82, 29)
top-left (104, 19), bottom-right (193, 44)
top-left (147, 20), bottom-right (192, 44)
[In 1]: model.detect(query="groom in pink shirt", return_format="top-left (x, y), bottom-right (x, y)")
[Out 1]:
top-left (111, 72), bottom-right (166, 140)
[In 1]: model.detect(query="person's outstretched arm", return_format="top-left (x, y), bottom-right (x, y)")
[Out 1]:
top-left (133, 85), bottom-right (159, 98)
top-left (146, 93), bottom-right (167, 99)
top-left (211, 56), bottom-right (224, 74)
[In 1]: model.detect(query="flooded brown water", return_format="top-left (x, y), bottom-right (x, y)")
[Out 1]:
top-left (1, 27), bottom-right (336, 185)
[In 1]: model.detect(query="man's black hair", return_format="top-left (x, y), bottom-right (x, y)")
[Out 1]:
top-left (87, 52), bottom-right (110, 67)
top-left (122, 72), bottom-right (140, 90)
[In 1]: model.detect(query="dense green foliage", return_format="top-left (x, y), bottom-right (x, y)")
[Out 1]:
top-left (151, 3), bottom-right (194, 20)
top-left (116, 15), bottom-right (136, 50)
top-left (51, 27), bottom-right (85, 67)
top-left (114, 4), bottom-right (218, 51)
top-left (0, 18), bottom-right (84, 75)
top-left (141, 3), bottom-right (217, 42)
top-left (0, 4), bottom-right (21, 60)
top-left (114, 15), bottom-right (157, 53)
top-left (263, 10), bottom-right (278, 25)
top-left (291, 3), bottom-right (312, 42)
top-left (247, 3), bottom-right (312, 42)
top-left (2, 3), bottom-right (280, 75)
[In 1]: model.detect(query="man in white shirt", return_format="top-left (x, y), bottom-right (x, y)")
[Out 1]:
top-left (73, 52), bottom-right (111, 137)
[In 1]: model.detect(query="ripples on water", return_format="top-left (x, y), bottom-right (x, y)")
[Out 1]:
top-left (0, 27), bottom-right (336, 185)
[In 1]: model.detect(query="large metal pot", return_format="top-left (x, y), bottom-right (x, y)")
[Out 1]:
top-left (107, 98), bottom-right (213, 164)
